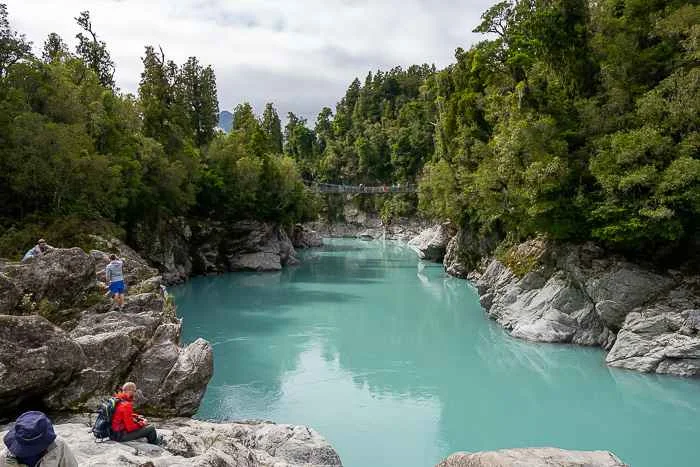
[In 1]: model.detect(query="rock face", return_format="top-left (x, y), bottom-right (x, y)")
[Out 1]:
top-left (302, 202), bottom-right (430, 242)
top-left (0, 315), bottom-right (85, 412)
top-left (3, 248), bottom-right (96, 312)
top-left (605, 276), bottom-right (700, 376)
top-left (0, 247), bottom-right (213, 419)
top-left (443, 226), bottom-right (501, 279)
top-left (292, 224), bottom-right (323, 249)
top-left (437, 448), bottom-right (627, 467)
top-left (192, 220), bottom-right (300, 274)
top-left (0, 416), bottom-right (343, 467)
top-left (133, 217), bottom-right (193, 285)
top-left (408, 223), bottom-right (456, 262)
top-left (472, 239), bottom-right (700, 377)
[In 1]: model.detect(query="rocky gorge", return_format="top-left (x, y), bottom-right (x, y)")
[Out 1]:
top-left (414, 225), bottom-right (700, 378)
top-left (0, 216), bottom-right (646, 466)
top-left (0, 238), bottom-right (344, 466)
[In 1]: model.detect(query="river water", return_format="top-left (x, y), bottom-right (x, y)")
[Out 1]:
top-left (174, 239), bottom-right (700, 467)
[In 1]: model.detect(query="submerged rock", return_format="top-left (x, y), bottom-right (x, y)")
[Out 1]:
top-left (437, 448), bottom-right (627, 467)
top-left (474, 239), bottom-right (700, 377)
top-left (408, 223), bottom-right (456, 262)
top-left (0, 416), bottom-right (343, 467)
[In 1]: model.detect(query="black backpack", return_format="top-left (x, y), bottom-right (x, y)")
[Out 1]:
top-left (92, 397), bottom-right (121, 441)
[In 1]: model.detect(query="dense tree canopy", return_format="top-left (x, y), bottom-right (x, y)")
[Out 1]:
top-left (0, 5), bottom-right (314, 257)
top-left (1, 0), bottom-right (697, 262)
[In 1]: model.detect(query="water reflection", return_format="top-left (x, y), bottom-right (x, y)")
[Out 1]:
top-left (174, 239), bottom-right (700, 467)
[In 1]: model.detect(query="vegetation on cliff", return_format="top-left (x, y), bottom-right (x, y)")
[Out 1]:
top-left (303, 0), bottom-right (698, 259)
top-left (1, 1), bottom-right (698, 262)
top-left (0, 5), bottom-right (315, 258)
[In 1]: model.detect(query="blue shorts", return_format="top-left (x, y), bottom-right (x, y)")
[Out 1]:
top-left (109, 280), bottom-right (125, 294)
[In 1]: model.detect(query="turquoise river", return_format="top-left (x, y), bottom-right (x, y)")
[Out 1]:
top-left (174, 239), bottom-right (700, 467)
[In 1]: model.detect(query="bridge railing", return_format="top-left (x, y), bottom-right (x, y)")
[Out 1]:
top-left (308, 183), bottom-right (418, 194)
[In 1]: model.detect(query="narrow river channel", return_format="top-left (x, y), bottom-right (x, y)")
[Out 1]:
top-left (174, 239), bottom-right (700, 467)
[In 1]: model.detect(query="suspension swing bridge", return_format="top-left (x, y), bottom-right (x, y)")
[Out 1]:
top-left (305, 182), bottom-right (418, 194)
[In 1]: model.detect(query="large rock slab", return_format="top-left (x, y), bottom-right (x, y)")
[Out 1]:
top-left (437, 448), bottom-right (626, 466)
top-left (0, 272), bottom-right (21, 313)
top-left (443, 225), bottom-right (501, 279)
top-left (190, 220), bottom-right (300, 274)
top-left (3, 248), bottom-right (95, 312)
top-left (605, 280), bottom-right (700, 375)
top-left (224, 221), bottom-right (298, 272)
top-left (0, 416), bottom-right (343, 467)
top-left (292, 224), bottom-right (323, 249)
top-left (133, 216), bottom-right (193, 285)
top-left (408, 223), bottom-right (456, 262)
top-left (0, 315), bottom-right (85, 412)
top-left (474, 239), bottom-right (700, 376)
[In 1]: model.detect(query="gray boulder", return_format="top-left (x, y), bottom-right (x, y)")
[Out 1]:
top-left (43, 291), bottom-right (213, 416)
top-left (133, 217), bottom-right (193, 285)
top-left (0, 315), bottom-right (85, 412)
top-left (225, 221), bottom-right (299, 272)
top-left (475, 239), bottom-right (700, 377)
top-left (437, 448), bottom-right (627, 467)
top-left (0, 273), bottom-right (21, 313)
top-left (0, 416), bottom-right (343, 467)
top-left (443, 226), bottom-right (501, 279)
top-left (4, 248), bottom-right (95, 312)
top-left (292, 224), bottom-right (323, 248)
top-left (190, 220), bottom-right (301, 274)
top-left (606, 284), bottom-right (700, 376)
top-left (408, 223), bottom-right (456, 262)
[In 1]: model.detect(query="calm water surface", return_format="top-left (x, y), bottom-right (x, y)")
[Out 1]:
top-left (173, 239), bottom-right (700, 467)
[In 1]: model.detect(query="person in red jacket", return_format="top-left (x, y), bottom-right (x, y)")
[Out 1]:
top-left (110, 382), bottom-right (158, 444)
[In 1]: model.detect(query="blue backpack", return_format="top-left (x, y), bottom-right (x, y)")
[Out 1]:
top-left (92, 397), bottom-right (121, 441)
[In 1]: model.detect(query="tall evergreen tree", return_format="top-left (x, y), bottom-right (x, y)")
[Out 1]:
top-left (74, 11), bottom-right (115, 88)
top-left (42, 33), bottom-right (70, 62)
top-left (177, 56), bottom-right (219, 147)
top-left (261, 102), bottom-right (283, 153)
top-left (0, 3), bottom-right (31, 78)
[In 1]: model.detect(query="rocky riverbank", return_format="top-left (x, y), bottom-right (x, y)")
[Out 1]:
top-left (0, 242), bottom-right (213, 418)
top-left (409, 225), bottom-right (700, 378)
top-left (129, 218), bottom-right (322, 284)
top-left (0, 240), bottom-right (344, 466)
top-left (0, 415), bottom-right (341, 467)
top-left (305, 205), bottom-right (428, 242)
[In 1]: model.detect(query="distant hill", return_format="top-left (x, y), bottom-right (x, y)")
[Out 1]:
top-left (218, 111), bottom-right (233, 132)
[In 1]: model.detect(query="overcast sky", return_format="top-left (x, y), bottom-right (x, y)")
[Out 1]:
top-left (7, 0), bottom-right (494, 122)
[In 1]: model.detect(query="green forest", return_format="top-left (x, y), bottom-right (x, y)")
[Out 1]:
top-left (0, 1), bottom-right (698, 263)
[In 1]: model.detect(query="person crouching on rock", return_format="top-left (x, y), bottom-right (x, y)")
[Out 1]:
top-left (1, 411), bottom-right (78, 467)
top-left (21, 239), bottom-right (51, 262)
top-left (105, 254), bottom-right (126, 310)
top-left (110, 382), bottom-right (158, 444)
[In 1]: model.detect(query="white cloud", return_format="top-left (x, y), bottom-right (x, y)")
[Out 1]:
top-left (5, 0), bottom-right (494, 122)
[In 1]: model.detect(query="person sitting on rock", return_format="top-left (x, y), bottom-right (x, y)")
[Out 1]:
top-left (105, 254), bottom-right (126, 310)
top-left (110, 382), bottom-right (158, 445)
top-left (1, 410), bottom-right (78, 467)
top-left (21, 239), bottom-right (51, 262)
